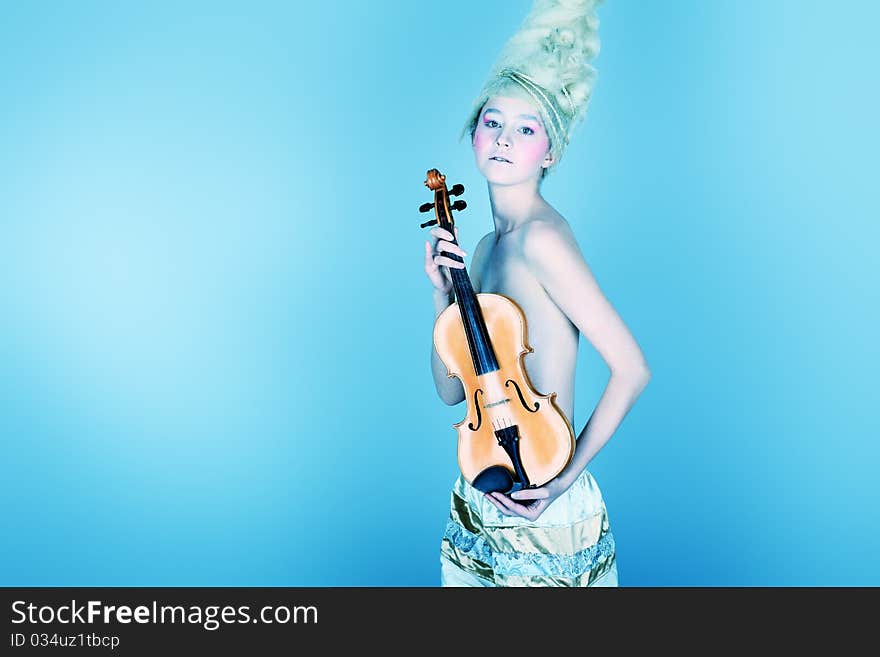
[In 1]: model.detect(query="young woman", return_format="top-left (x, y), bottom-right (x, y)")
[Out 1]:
top-left (424, 0), bottom-right (650, 587)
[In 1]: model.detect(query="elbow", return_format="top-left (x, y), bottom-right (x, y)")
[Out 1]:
top-left (436, 383), bottom-right (465, 406)
top-left (638, 366), bottom-right (651, 391)
top-left (635, 364), bottom-right (651, 392)
top-left (614, 363), bottom-right (651, 391)
top-left (440, 390), bottom-right (465, 406)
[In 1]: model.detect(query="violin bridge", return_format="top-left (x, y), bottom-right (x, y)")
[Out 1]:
top-left (484, 398), bottom-right (510, 409)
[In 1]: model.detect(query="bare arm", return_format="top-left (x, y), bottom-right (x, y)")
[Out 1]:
top-left (430, 288), bottom-right (464, 405)
top-left (524, 222), bottom-right (651, 489)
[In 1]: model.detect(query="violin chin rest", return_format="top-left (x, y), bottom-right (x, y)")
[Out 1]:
top-left (472, 465), bottom-right (520, 495)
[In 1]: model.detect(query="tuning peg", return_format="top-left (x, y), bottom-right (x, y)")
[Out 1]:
top-left (420, 219), bottom-right (438, 228)
top-left (451, 200), bottom-right (467, 212)
top-left (419, 202), bottom-right (435, 213)
top-left (450, 184), bottom-right (465, 196)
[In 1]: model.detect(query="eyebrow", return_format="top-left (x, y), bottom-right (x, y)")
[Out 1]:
top-left (483, 108), bottom-right (541, 123)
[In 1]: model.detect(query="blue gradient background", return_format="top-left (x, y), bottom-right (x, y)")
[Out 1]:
top-left (1, 1), bottom-right (877, 586)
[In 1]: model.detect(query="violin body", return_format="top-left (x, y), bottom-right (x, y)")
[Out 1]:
top-left (434, 293), bottom-right (575, 490)
top-left (421, 167), bottom-right (574, 493)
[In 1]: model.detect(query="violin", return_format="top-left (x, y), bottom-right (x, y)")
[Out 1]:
top-left (420, 168), bottom-right (575, 495)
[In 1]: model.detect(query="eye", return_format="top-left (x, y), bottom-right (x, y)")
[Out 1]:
top-left (520, 126), bottom-right (535, 135)
top-left (484, 119), bottom-right (500, 128)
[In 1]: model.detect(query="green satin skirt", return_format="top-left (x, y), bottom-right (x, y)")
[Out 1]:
top-left (440, 468), bottom-right (618, 587)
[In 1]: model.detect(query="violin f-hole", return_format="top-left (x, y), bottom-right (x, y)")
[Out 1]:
top-left (505, 379), bottom-right (539, 412)
top-left (467, 388), bottom-right (484, 431)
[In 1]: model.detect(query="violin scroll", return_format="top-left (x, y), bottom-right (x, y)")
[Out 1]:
top-left (419, 168), bottom-right (467, 232)
top-left (424, 168), bottom-right (447, 191)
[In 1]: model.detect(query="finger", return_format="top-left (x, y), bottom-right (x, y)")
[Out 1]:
top-left (425, 240), bottom-right (442, 264)
top-left (499, 494), bottom-right (546, 521)
top-left (510, 488), bottom-right (549, 502)
top-left (484, 493), bottom-right (513, 516)
top-left (434, 255), bottom-right (465, 269)
top-left (490, 492), bottom-right (531, 519)
top-left (492, 493), bottom-right (537, 520)
top-left (430, 227), bottom-right (455, 242)
top-left (436, 241), bottom-right (467, 258)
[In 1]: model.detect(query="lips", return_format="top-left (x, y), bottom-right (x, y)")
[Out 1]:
top-left (489, 156), bottom-right (512, 163)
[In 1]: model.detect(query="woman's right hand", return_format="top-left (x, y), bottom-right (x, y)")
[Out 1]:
top-left (424, 226), bottom-right (466, 295)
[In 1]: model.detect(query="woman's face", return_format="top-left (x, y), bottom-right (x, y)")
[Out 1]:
top-left (472, 95), bottom-right (553, 185)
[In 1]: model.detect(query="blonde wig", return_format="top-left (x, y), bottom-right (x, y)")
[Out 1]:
top-left (463, 0), bottom-right (603, 170)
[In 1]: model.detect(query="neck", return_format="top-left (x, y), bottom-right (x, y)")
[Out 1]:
top-left (486, 177), bottom-right (548, 234)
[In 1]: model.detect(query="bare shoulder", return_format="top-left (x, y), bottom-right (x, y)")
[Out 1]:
top-left (519, 210), bottom-right (650, 377)
top-left (520, 212), bottom-right (583, 266)
top-left (517, 210), bottom-right (602, 306)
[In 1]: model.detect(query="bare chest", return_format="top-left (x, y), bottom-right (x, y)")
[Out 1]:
top-left (477, 244), bottom-right (570, 342)
top-left (478, 241), bottom-right (539, 303)
top-left (474, 241), bottom-right (578, 416)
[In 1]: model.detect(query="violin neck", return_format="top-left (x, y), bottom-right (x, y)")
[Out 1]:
top-left (446, 254), bottom-right (499, 376)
